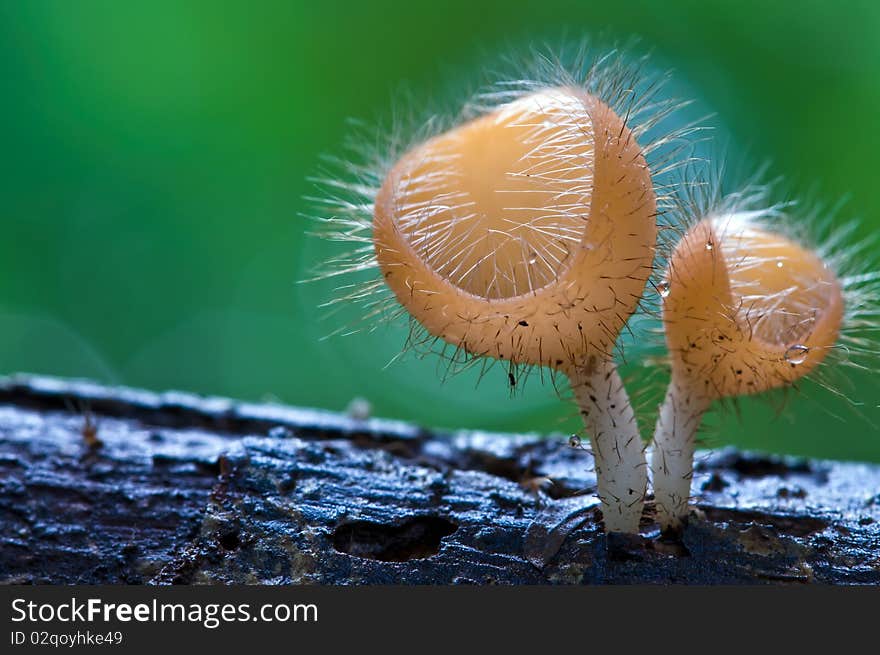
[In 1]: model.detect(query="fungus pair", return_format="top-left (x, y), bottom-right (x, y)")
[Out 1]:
top-left (314, 48), bottom-right (876, 536)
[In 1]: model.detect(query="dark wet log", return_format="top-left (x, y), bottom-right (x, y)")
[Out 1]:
top-left (1, 374), bottom-right (879, 584)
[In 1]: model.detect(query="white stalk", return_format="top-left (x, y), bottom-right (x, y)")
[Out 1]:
top-left (651, 378), bottom-right (711, 532)
top-left (569, 358), bottom-right (647, 534)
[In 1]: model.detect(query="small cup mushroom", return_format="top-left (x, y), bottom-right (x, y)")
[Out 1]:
top-left (651, 193), bottom-right (877, 532)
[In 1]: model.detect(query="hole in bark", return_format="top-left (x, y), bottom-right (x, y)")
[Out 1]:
top-left (332, 516), bottom-right (457, 561)
top-left (701, 473), bottom-right (729, 492)
top-left (218, 529), bottom-right (241, 550)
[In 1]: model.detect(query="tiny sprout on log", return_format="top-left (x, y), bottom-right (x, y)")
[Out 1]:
top-left (653, 206), bottom-right (856, 532)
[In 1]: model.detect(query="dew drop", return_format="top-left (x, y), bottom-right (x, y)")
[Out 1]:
top-left (784, 344), bottom-right (809, 365)
top-left (568, 435), bottom-right (582, 449)
top-left (776, 260), bottom-right (784, 269)
top-left (657, 280), bottom-right (671, 298)
top-left (705, 240), bottom-right (714, 251)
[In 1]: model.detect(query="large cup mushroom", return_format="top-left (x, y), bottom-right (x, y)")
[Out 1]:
top-left (372, 81), bottom-right (662, 534)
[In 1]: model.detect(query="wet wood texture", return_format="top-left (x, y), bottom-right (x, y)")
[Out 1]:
top-left (1, 375), bottom-right (878, 584)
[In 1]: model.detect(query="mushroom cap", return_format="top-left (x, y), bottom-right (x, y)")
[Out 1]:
top-left (373, 87), bottom-right (657, 371)
top-left (662, 214), bottom-right (844, 399)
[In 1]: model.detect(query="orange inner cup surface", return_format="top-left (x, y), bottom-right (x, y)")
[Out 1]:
top-left (373, 87), bottom-right (657, 370)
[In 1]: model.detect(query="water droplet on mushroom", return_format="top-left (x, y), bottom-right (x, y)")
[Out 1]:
top-left (705, 240), bottom-right (714, 251)
top-left (657, 280), bottom-right (671, 298)
top-left (784, 344), bottom-right (809, 365)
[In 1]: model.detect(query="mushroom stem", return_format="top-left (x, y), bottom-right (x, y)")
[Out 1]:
top-left (651, 378), bottom-right (712, 532)
top-left (569, 358), bottom-right (647, 534)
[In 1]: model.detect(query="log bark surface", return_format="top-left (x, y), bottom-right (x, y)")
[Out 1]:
top-left (1, 375), bottom-right (878, 584)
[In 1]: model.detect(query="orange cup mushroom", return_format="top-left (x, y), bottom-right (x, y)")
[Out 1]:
top-left (652, 211), bottom-right (844, 531)
top-left (374, 86), bottom-right (658, 533)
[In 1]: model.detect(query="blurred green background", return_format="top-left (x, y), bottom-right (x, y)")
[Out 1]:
top-left (1, 1), bottom-right (878, 461)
